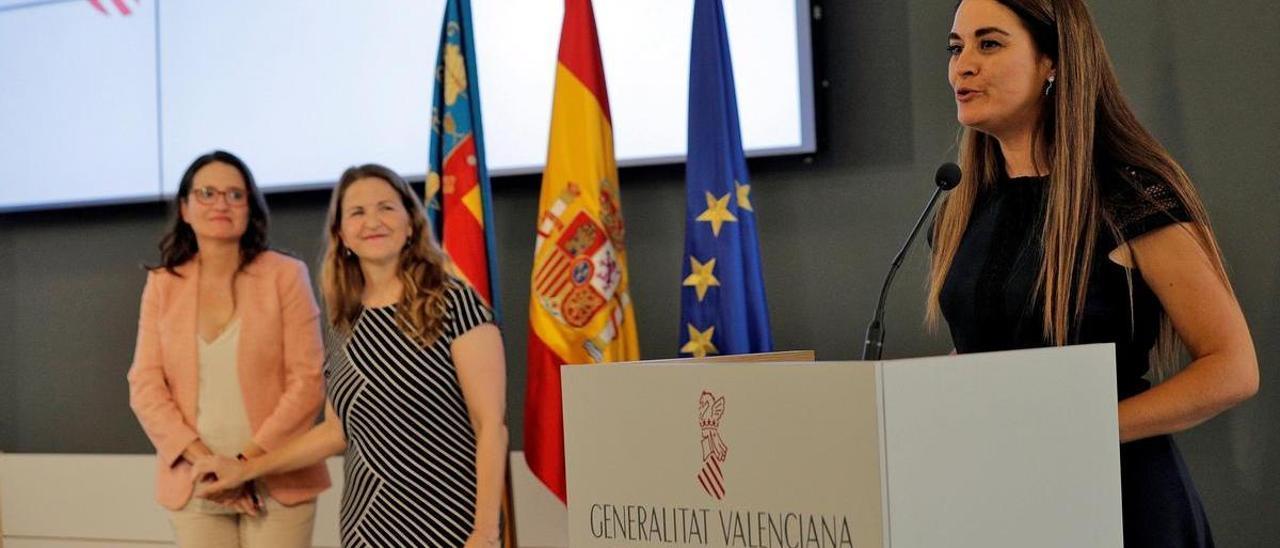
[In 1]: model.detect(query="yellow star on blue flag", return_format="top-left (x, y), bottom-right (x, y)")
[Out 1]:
top-left (678, 0), bottom-right (772, 357)
top-left (695, 191), bottom-right (737, 236)
top-left (680, 324), bottom-right (719, 358)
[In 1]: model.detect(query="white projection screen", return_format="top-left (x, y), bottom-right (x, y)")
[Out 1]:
top-left (0, 0), bottom-right (815, 211)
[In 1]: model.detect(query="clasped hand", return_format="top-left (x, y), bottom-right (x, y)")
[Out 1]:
top-left (190, 454), bottom-right (260, 516)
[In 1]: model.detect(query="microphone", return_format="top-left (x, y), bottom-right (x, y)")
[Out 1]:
top-left (861, 162), bottom-right (962, 360)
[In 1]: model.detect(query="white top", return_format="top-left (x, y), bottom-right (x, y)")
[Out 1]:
top-left (186, 318), bottom-right (256, 514)
top-left (195, 317), bottom-right (253, 458)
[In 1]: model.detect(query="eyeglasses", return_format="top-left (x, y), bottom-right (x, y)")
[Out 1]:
top-left (191, 186), bottom-right (249, 206)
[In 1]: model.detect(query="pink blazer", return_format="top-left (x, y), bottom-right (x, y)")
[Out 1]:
top-left (127, 251), bottom-right (331, 510)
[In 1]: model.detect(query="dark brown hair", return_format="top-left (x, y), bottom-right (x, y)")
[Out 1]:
top-left (150, 150), bottom-right (270, 275)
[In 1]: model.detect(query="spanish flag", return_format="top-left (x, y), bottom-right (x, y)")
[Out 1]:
top-left (525, 0), bottom-right (639, 503)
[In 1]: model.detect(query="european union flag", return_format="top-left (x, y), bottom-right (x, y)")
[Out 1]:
top-left (678, 0), bottom-right (772, 357)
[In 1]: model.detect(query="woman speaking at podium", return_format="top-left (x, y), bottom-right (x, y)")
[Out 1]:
top-left (930, 1), bottom-right (1258, 546)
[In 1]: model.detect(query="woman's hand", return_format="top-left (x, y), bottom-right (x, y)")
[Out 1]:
top-left (179, 439), bottom-right (214, 465)
top-left (205, 486), bottom-right (261, 516)
top-left (190, 454), bottom-right (249, 498)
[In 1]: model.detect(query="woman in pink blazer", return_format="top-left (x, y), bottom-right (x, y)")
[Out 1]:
top-left (127, 150), bottom-right (330, 547)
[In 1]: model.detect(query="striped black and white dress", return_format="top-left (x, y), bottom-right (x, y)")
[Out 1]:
top-left (325, 282), bottom-right (493, 548)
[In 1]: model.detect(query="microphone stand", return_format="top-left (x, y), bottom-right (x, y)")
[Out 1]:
top-left (861, 186), bottom-right (948, 361)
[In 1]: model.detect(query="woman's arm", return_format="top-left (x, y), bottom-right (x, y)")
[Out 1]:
top-left (193, 401), bottom-right (346, 496)
top-left (250, 259), bottom-right (327, 453)
top-left (1116, 223), bottom-right (1259, 442)
top-left (127, 273), bottom-right (202, 467)
top-left (453, 323), bottom-right (509, 547)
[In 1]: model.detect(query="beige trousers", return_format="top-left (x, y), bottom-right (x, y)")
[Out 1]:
top-left (169, 497), bottom-right (317, 548)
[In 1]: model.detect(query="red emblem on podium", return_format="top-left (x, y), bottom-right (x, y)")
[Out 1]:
top-left (697, 390), bottom-right (728, 500)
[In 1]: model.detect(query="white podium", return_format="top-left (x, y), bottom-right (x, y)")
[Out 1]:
top-left (561, 344), bottom-right (1122, 548)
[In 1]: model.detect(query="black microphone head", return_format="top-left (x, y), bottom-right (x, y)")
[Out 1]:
top-left (935, 162), bottom-right (962, 190)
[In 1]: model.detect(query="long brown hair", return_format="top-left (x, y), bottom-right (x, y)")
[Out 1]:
top-left (150, 150), bottom-right (271, 275)
top-left (321, 164), bottom-right (453, 347)
top-left (928, 0), bottom-right (1232, 377)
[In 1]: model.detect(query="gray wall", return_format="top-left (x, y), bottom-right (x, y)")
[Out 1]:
top-left (2, 1), bottom-right (1277, 545)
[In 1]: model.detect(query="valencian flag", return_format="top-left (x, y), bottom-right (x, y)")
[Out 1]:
top-left (678, 0), bottom-right (772, 358)
top-left (525, 0), bottom-right (639, 502)
top-left (425, 4), bottom-right (516, 544)
top-left (426, 0), bottom-right (501, 316)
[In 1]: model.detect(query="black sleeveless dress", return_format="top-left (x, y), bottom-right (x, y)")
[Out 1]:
top-left (937, 166), bottom-right (1214, 547)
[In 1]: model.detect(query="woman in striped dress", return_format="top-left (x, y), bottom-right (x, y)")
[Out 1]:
top-left (193, 164), bottom-right (508, 548)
